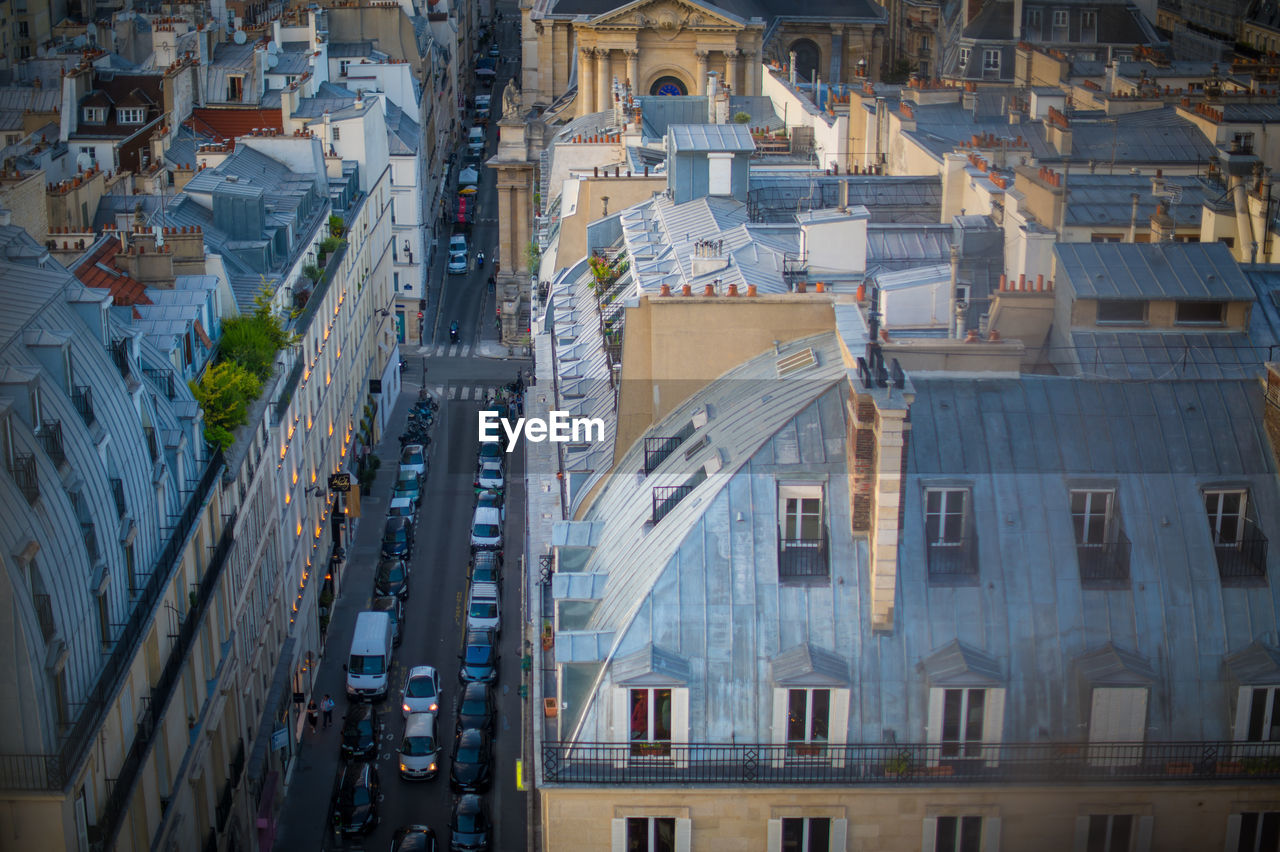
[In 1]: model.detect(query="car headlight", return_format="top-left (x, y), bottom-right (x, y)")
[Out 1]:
top-left (402, 703), bottom-right (411, 713)
top-left (399, 763), bottom-right (408, 772)
top-left (429, 762), bottom-right (437, 772)
top-left (429, 702), bottom-right (438, 712)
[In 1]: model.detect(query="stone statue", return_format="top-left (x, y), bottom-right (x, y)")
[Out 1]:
top-left (502, 79), bottom-right (520, 119)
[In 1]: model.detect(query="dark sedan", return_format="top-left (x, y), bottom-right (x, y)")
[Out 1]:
top-left (331, 760), bottom-right (379, 836)
top-left (381, 516), bottom-right (415, 559)
top-left (340, 703), bottom-right (381, 760)
top-left (449, 793), bottom-right (492, 851)
top-left (392, 825), bottom-right (439, 852)
top-left (449, 727), bottom-right (493, 793)
top-left (455, 681), bottom-right (496, 735)
top-left (375, 557), bottom-right (410, 601)
top-left (458, 629), bottom-right (499, 684)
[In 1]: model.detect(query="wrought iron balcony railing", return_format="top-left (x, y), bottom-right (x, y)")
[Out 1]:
top-left (643, 424), bottom-right (695, 475)
top-left (1215, 521), bottom-right (1268, 581)
top-left (8, 452), bottom-right (38, 504)
top-left (72, 385), bottom-right (95, 426)
top-left (652, 485), bottom-right (694, 524)
top-left (778, 526), bottom-right (829, 580)
top-left (540, 740), bottom-right (1280, 786)
top-left (927, 534), bottom-right (978, 580)
top-left (1077, 531), bottom-right (1131, 585)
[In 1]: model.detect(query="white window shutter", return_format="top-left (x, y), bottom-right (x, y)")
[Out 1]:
top-left (1224, 813), bottom-right (1242, 852)
top-left (1234, 686), bottom-right (1253, 742)
top-left (1072, 816), bottom-right (1090, 852)
top-left (612, 688), bottom-right (628, 743)
top-left (771, 688), bottom-right (788, 768)
top-left (830, 818), bottom-right (848, 851)
top-left (672, 689), bottom-right (690, 768)
top-left (1135, 815), bottom-right (1154, 852)
top-left (767, 819), bottom-right (783, 852)
top-left (675, 817), bottom-right (691, 852)
top-left (982, 816), bottom-right (1001, 852)
top-left (829, 688), bottom-right (850, 768)
top-left (926, 688), bottom-right (944, 744)
top-left (922, 817), bottom-right (938, 852)
top-left (981, 688), bottom-right (1006, 767)
top-left (611, 818), bottom-right (626, 852)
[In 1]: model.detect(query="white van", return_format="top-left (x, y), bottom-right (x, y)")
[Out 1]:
top-left (398, 711), bottom-right (440, 780)
top-left (475, 94), bottom-right (491, 120)
top-left (467, 126), bottom-right (485, 156)
top-left (470, 503), bottom-right (503, 551)
top-left (466, 581), bottom-right (501, 635)
top-left (346, 611), bottom-right (393, 701)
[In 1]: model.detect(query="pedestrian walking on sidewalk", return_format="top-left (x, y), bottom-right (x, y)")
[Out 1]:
top-left (307, 699), bottom-right (319, 734)
top-left (322, 695), bottom-right (335, 729)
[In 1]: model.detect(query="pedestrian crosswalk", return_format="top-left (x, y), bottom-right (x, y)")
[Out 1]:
top-left (420, 343), bottom-right (474, 358)
top-left (427, 383), bottom-right (506, 403)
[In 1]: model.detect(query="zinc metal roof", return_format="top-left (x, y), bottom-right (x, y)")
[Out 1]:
top-left (668, 123), bottom-right (755, 153)
top-left (1056, 241), bottom-right (1254, 301)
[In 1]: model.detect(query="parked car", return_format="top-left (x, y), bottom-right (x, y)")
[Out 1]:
top-left (370, 594), bottom-right (404, 646)
top-left (448, 251), bottom-right (469, 275)
top-left (340, 703), bottom-right (381, 760)
top-left (375, 557), bottom-right (410, 601)
top-left (475, 489), bottom-right (505, 520)
top-left (398, 712), bottom-right (441, 780)
top-left (332, 760), bottom-right (380, 835)
top-left (473, 459), bottom-right (504, 493)
top-left (458, 629), bottom-right (499, 684)
top-left (388, 495), bottom-right (417, 524)
top-left (477, 438), bottom-right (504, 462)
top-left (392, 825), bottom-right (439, 852)
top-left (401, 665), bottom-right (442, 717)
top-left (449, 793), bottom-right (492, 851)
top-left (455, 681), bottom-right (496, 734)
top-left (400, 443), bottom-right (427, 480)
top-left (488, 43), bottom-right (500, 58)
top-left (449, 234), bottom-right (468, 256)
top-left (465, 581), bottom-right (501, 634)
top-left (392, 470), bottom-right (422, 505)
top-left (469, 551), bottom-right (501, 592)
top-left (470, 505), bottom-right (503, 552)
top-left (449, 727), bottom-right (493, 793)
top-left (381, 516), bottom-right (415, 560)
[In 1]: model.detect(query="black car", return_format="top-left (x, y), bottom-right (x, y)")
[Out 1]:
top-left (381, 516), bottom-right (415, 560)
top-left (455, 681), bottom-right (496, 735)
top-left (449, 727), bottom-right (493, 793)
top-left (331, 760), bottom-right (380, 835)
top-left (371, 594), bottom-right (403, 646)
top-left (340, 703), bottom-right (381, 760)
top-left (392, 825), bottom-right (439, 852)
top-left (458, 629), bottom-right (499, 684)
top-left (449, 793), bottom-right (492, 851)
top-left (375, 557), bottom-right (410, 601)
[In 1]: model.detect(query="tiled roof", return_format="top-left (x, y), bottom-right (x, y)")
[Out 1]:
top-left (70, 234), bottom-right (149, 308)
top-left (186, 107), bottom-right (283, 144)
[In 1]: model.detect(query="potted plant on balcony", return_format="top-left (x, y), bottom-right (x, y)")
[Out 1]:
top-left (884, 751), bottom-right (913, 778)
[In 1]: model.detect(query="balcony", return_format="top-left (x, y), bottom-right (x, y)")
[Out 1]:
top-left (110, 338), bottom-right (131, 381)
top-left (1077, 532), bottom-right (1131, 586)
top-left (72, 385), bottom-right (95, 426)
top-left (643, 424), bottom-right (695, 475)
top-left (143, 368), bottom-right (175, 400)
top-left (926, 534), bottom-right (978, 582)
top-left (540, 740), bottom-right (1280, 785)
top-left (1215, 521), bottom-right (1268, 582)
top-left (652, 485), bottom-right (694, 524)
top-left (778, 526), bottom-right (829, 580)
top-left (8, 451), bottom-right (38, 504)
top-left (38, 420), bottom-right (65, 467)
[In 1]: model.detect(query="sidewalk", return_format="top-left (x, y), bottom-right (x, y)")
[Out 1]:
top-left (272, 391), bottom-right (416, 852)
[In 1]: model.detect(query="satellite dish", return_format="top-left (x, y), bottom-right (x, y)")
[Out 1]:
top-left (266, 53), bottom-right (279, 69)
top-left (233, 29), bottom-right (247, 45)
top-left (267, 40), bottom-right (280, 55)
top-left (72, 35), bottom-right (86, 47)
top-left (75, 152), bottom-right (92, 171)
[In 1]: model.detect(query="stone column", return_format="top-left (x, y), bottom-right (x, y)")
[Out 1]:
top-left (830, 24), bottom-right (845, 84)
top-left (596, 48), bottom-right (611, 113)
top-left (726, 49), bottom-right (741, 94)
top-left (695, 49), bottom-right (710, 94)
top-left (750, 40), bottom-right (764, 96)
top-left (625, 47), bottom-right (639, 96)
top-left (579, 47), bottom-right (595, 116)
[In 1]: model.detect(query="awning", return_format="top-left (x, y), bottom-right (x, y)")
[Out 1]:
top-left (194, 319), bottom-right (213, 349)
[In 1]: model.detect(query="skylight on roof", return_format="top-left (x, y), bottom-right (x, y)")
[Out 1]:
top-left (777, 347), bottom-right (817, 377)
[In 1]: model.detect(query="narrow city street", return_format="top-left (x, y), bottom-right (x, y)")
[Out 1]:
top-left (272, 6), bottom-right (531, 849)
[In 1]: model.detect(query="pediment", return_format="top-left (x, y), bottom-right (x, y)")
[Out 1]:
top-left (587, 0), bottom-right (746, 32)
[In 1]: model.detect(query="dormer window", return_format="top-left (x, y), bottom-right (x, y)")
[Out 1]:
top-left (1095, 300), bottom-right (1147, 325)
top-left (1175, 300), bottom-right (1225, 325)
top-left (117, 107), bottom-right (144, 125)
top-left (83, 107), bottom-right (105, 123)
top-left (227, 76), bottom-right (244, 101)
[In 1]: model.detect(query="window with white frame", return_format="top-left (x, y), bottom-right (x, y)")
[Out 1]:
top-left (227, 75), bottom-right (244, 101)
top-left (982, 49), bottom-right (1001, 71)
top-left (786, 688), bottom-right (829, 745)
top-left (771, 687), bottom-right (849, 762)
top-left (777, 817), bottom-right (840, 852)
top-left (1070, 490), bottom-right (1113, 545)
top-left (631, 688), bottom-right (671, 745)
top-left (610, 817), bottom-right (690, 852)
top-left (1087, 687), bottom-right (1148, 766)
top-left (1082, 814), bottom-right (1134, 852)
top-left (925, 489), bottom-right (968, 545)
top-left (1232, 812), bottom-right (1280, 852)
top-left (925, 815), bottom-right (988, 852)
top-left (613, 686), bottom-right (689, 758)
top-left (332, 126), bottom-right (341, 141)
top-left (941, 688), bottom-right (985, 758)
top-left (1053, 9), bottom-right (1069, 27)
top-left (1026, 8), bottom-right (1041, 31)
top-left (1237, 686), bottom-right (1280, 742)
top-left (83, 106), bottom-right (105, 123)
top-left (959, 47), bottom-right (971, 67)
top-left (1205, 490), bottom-right (1248, 544)
top-left (1081, 10), bottom-right (1097, 30)
top-left (339, 59), bottom-right (351, 76)
top-left (117, 107), bottom-right (144, 124)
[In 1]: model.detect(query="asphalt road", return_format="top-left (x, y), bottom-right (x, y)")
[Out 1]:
top-left (272, 9), bottom-right (531, 849)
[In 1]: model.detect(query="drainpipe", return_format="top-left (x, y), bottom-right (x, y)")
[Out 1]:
top-left (1127, 192), bottom-right (1139, 242)
top-left (1252, 166), bottom-right (1271, 262)
top-left (948, 244), bottom-right (960, 338)
top-left (1233, 173), bottom-right (1255, 264)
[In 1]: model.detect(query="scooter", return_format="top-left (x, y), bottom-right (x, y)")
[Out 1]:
top-left (449, 321), bottom-right (460, 344)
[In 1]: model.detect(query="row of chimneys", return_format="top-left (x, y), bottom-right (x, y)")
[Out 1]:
top-left (997, 273), bottom-right (1054, 292)
top-left (591, 165), bottom-right (648, 177)
top-left (1037, 165), bottom-right (1063, 187)
top-left (656, 281), bottom-right (833, 297)
top-left (574, 134), bottom-right (621, 143)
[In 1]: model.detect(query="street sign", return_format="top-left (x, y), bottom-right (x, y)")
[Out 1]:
top-left (328, 473), bottom-right (351, 492)
top-left (271, 725), bottom-right (288, 751)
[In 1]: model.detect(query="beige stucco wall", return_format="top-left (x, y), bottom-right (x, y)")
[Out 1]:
top-left (555, 175), bottom-right (664, 275)
top-left (541, 783), bottom-right (1280, 851)
top-left (1072, 297), bottom-right (1250, 330)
